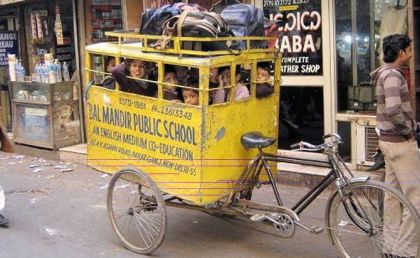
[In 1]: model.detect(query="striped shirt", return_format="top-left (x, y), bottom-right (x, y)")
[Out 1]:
top-left (373, 64), bottom-right (416, 142)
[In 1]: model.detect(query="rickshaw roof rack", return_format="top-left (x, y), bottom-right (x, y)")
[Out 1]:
top-left (101, 31), bottom-right (279, 57)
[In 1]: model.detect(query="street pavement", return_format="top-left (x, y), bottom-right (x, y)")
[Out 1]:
top-left (0, 151), bottom-right (341, 258)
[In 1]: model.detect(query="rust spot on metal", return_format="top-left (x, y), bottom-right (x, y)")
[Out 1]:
top-left (215, 127), bottom-right (225, 141)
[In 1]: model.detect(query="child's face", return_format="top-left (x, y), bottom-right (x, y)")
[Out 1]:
top-left (209, 67), bottom-right (218, 82)
top-left (220, 69), bottom-right (230, 85)
top-left (183, 89), bottom-right (199, 105)
top-left (175, 66), bottom-right (188, 81)
top-left (257, 67), bottom-right (270, 82)
top-left (129, 60), bottom-right (145, 78)
top-left (164, 72), bottom-right (178, 91)
top-left (106, 58), bottom-right (116, 73)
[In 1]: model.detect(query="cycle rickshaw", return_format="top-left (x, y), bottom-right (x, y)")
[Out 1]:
top-left (84, 32), bottom-right (420, 258)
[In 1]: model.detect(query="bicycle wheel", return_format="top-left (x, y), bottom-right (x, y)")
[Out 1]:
top-left (326, 180), bottom-right (420, 258)
top-left (107, 168), bottom-right (167, 254)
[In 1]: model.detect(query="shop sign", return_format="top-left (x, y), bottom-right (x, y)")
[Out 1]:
top-left (264, 1), bottom-right (322, 76)
top-left (0, 31), bottom-right (18, 66)
top-left (17, 106), bottom-right (50, 141)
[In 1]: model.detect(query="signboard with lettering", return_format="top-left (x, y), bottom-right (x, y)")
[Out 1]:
top-left (16, 105), bottom-right (50, 142)
top-left (264, 0), bottom-right (322, 75)
top-left (85, 84), bottom-right (279, 205)
top-left (0, 31), bottom-right (18, 67)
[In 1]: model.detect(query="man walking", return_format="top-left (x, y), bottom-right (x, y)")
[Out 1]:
top-left (373, 34), bottom-right (419, 257)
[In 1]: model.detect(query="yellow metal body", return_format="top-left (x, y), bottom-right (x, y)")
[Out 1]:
top-left (85, 33), bottom-right (281, 205)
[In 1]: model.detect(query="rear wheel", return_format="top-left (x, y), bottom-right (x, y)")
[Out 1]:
top-left (107, 168), bottom-right (166, 254)
top-left (327, 180), bottom-right (420, 258)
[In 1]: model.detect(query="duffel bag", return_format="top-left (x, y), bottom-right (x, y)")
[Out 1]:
top-left (155, 11), bottom-right (234, 52)
top-left (221, 4), bottom-right (266, 49)
top-left (140, 4), bottom-right (181, 35)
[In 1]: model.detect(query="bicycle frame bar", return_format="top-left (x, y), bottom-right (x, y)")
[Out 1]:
top-left (260, 151), bottom-right (339, 215)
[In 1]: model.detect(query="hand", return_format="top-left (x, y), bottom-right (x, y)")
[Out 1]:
top-left (217, 74), bottom-right (224, 87)
top-left (407, 133), bottom-right (416, 142)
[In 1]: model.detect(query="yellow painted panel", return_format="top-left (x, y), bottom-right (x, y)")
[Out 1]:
top-left (199, 92), bottom-right (279, 203)
top-left (86, 87), bottom-right (204, 202)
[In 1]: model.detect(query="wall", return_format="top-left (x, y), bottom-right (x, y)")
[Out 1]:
top-left (122, 0), bottom-right (142, 31)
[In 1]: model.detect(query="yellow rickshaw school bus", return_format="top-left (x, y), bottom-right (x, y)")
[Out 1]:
top-left (84, 32), bottom-right (281, 206)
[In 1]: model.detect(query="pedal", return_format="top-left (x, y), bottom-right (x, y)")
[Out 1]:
top-left (250, 213), bottom-right (266, 222)
top-left (309, 225), bottom-right (324, 234)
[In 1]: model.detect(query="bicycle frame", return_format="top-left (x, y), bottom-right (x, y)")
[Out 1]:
top-left (246, 147), bottom-right (355, 216)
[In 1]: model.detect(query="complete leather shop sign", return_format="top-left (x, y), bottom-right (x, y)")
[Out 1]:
top-left (263, 0), bottom-right (322, 75)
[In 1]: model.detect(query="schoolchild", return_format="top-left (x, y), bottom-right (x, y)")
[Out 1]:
top-left (102, 56), bottom-right (116, 89)
top-left (210, 66), bottom-right (250, 104)
top-left (182, 81), bottom-right (199, 105)
top-left (175, 66), bottom-right (191, 86)
top-left (256, 64), bottom-right (274, 98)
top-left (233, 66), bottom-right (250, 100)
top-left (112, 59), bottom-right (157, 96)
top-left (209, 67), bottom-right (226, 104)
top-left (162, 68), bottom-right (182, 101)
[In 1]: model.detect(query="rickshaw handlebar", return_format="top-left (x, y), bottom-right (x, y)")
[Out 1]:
top-left (290, 141), bottom-right (323, 152)
top-left (290, 134), bottom-right (343, 152)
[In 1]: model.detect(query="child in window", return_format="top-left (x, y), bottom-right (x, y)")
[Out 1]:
top-left (256, 64), bottom-right (274, 98)
top-left (102, 56), bottom-right (116, 89)
top-left (210, 67), bottom-right (228, 104)
top-left (233, 66), bottom-right (250, 100)
top-left (162, 69), bottom-right (182, 101)
top-left (182, 81), bottom-right (199, 105)
top-left (210, 66), bottom-right (250, 104)
top-left (112, 59), bottom-right (157, 96)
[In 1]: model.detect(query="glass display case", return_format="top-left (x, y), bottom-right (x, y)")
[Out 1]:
top-left (9, 81), bottom-right (81, 149)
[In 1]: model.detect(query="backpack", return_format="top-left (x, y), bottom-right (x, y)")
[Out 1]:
top-left (156, 11), bottom-right (234, 51)
top-left (140, 4), bottom-right (181, 35)
top-left (210, 0), bottom-right (241, 14)
top-left (221, 4), bottom-right (266, 49)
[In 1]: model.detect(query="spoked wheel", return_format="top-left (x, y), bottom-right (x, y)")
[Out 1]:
top-left (107, 168), bottom-right (167, 254)
top-left (327, 180), bottom-right (420, 258)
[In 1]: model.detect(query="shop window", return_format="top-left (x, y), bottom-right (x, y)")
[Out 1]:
top-left (23, 1), bottom-right (77, 78)
top-left (335, 0), bottom-right (408, 113)
top-left (0, 16), bottom-right (15, 31)
top-left (337, 121), bottom-right (351, 162)
top-left (278, 87), bottom-right (324, 150)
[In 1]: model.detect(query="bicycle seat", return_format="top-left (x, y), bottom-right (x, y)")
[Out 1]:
top-left (241, 132), bottom-right (277, 149)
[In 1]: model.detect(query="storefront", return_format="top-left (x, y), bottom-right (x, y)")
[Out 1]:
top-left (260, 0), bottom-right (419, 168)
top-left (0, 0), bottom-right (84, 149)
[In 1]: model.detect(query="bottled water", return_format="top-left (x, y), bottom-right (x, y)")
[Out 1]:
top-left (54, 59), bottom-right (62, 82)
top-left (48, 62), bottom-right (56, 83)
top-left (15, 59), bottom-right (25, 82)
top-left (14, 62), bottom-right (20, 82)
top-left (34, 64), bottom-right (41, 82)
top-left (41, 64), bottom-right (48, 83)
top-left (62, 62), bottom-right (70, 81)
